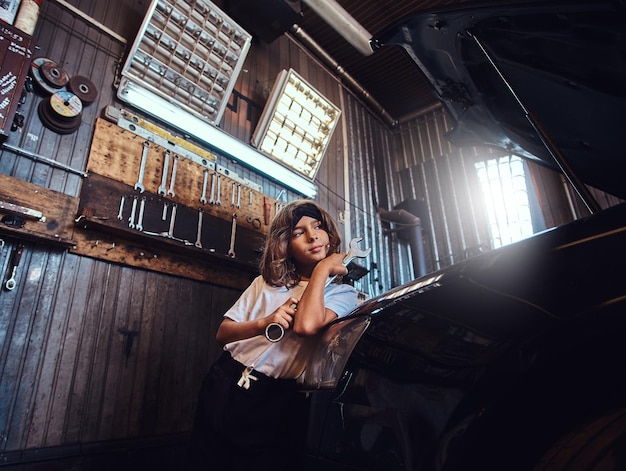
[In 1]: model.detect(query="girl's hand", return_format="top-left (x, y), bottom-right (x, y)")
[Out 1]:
top-left (318, 252), bottom-right (349, 278)
top-left (265, 297), bottom-right (299, 331)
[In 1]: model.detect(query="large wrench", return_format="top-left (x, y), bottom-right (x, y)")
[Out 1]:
top-left (326, 237), bottom-right (371, 286)
top-left (265, 237), bottom-right (371, 342)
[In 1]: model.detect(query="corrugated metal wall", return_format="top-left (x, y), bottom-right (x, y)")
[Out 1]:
top-left (387, 107), bottom-right (623, 283)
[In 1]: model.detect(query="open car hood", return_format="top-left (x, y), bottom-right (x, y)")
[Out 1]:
top-left (374, 0), bottom-right (626, 200)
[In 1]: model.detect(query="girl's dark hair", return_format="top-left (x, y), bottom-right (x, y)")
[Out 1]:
top-left (259, 199), bottom-right (342, 288)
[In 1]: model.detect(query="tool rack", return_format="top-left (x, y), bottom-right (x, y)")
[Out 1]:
top-left (70, 110), bottom-right (286, 286)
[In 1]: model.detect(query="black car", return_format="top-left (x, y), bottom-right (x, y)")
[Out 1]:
top-left (302, 1), bottom-right (626, 470)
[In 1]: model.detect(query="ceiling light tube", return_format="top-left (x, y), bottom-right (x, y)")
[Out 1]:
top-left (118, 78), bottom-right (318, 198)
top-left (301, 0), bottom-right (373, 56)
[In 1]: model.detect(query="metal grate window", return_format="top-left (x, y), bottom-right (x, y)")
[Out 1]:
top-left (474, 155), bottom-right (534, 249)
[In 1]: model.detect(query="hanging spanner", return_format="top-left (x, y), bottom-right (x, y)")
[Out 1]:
top-left (117, 196), bottom-right (125, 220)
top-left (227, 213), bottom-right (237, 257)
top-left (5, 244), bottom-right (24, 291)
top-left (167, 154), bottom-right (178, 197)
top-left (136, 197), bottom-right (146, 231)
top-left (195, 209), bottom-right (204, 248)
top-left (200, 168), bottom-right (209, 204)
top-left (215, 174), bottom-right (222, 205)
top-left (128, 196), bottom-right (138, 229)
top-left (209, 171), bottom-right (217, 204)
top-left (158, 149), bottom-right (171, 195)
top-left (134, 140), bottom-right (150, 193)
top-left (167, 204), bottom-right (177, 238)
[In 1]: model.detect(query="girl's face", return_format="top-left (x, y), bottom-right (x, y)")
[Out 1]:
top-left (289, 215), bottom-right (330, 276)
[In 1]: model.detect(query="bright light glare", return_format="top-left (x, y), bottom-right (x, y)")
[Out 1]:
top-left (475, 155), bottom-right (534, 249)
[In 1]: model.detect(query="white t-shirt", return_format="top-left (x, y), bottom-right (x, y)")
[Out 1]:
top-left (224, 275), bottom-right (358, 379)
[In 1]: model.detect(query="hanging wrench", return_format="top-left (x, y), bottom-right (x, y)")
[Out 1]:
top-left (326, 237), bottom-right (371, 286)
top-left (167, 154), bottom-right (178, 197)
top-left (158, 149), bottom-right (171, 195)
top-left (134, 140), bottom-right (150, 193)
top-left (215, 174), bottom-right (222, 205)
top-left (200, 168), bottom-right (209, 204)
top-left (227, 213), bottom-right (237, 257)
top-left (167, 204), bottom-right (177, 238)
top-left (128, 196), bottom-right (138, 229)
top-left (117, 195), bottom-right (125, 220)
top-left (195, 209), bottom-right (204, 248)
top-left (5, 244), bottom-right (24, 291)
top-left (136, 197), bottom-right (146, 231)
top-left (208, 171), bottom-right (216, 204)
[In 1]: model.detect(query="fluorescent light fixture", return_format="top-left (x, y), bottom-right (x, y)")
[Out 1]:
top-left (251, 69), bottom-right (341, 180)
top-left (119, 0), bottom-right (251, 126)
top-left (118, 78), bottom-right (318, 198)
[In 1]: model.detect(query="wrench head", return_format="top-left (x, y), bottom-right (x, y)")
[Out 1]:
top-left (347, 237), bottom-right (371, 258)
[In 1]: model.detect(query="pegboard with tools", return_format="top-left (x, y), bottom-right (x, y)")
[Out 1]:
top-left (76, 113), bottom-right (287, 272)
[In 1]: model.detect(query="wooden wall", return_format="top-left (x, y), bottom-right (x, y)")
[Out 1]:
top-left (0, 0), bottom-right (394, 465)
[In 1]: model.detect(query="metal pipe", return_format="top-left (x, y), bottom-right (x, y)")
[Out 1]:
top-left (1, 143), bottom-right (88, 177)
top-left (289, 25), bottom-right (397, 128)
top-left (379, 208), bottom-right (427, 278)
top-left (301, 0), bottom-right (373, 56)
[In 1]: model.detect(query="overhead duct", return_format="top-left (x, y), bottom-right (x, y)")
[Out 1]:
top-left (379, 206), bottom-right (428, 278)
top-left (300, 0), bottom-right (373, 56)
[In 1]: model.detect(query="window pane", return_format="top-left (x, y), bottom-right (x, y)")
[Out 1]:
top-left (475, 155), bottom-right (534, 249)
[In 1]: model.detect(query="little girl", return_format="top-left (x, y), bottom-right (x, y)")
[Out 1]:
top-left (187, 199), bottom-right (358, 470)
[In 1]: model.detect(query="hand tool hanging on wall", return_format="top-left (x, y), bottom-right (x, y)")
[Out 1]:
top-left (167, 154), bottom-right (178, 197)
top-left (208, 170), bottom-right (216, 204)
top-left (134, 140), bottom-right (150, 193)
top-left (195, 208), bottom-right (204, 249)
top-left (117, 195), bottom-right (125, 220)
top-left (227, 213), bottom-right (237, 258)
top-left (5, 243), bottom-right (24, 291)
top-left (128, 196), bottom-right (138, 229)
top-left (167, 204), bottom-right (177, 238)
top-left (136, 197), bottom-right (146, 231)
top-left (158, 149), bottom-right (171, 196)
top-left (215, 173), bottom-right (222, 205)
top-left (200, 168), bottom-right (209, 204)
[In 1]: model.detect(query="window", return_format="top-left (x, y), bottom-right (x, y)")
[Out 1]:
top-left (474, 155), bottom-right (535, 249)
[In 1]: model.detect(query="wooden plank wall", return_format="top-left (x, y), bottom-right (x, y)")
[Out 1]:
top-left (0, 0), bottom-right (393, 463)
